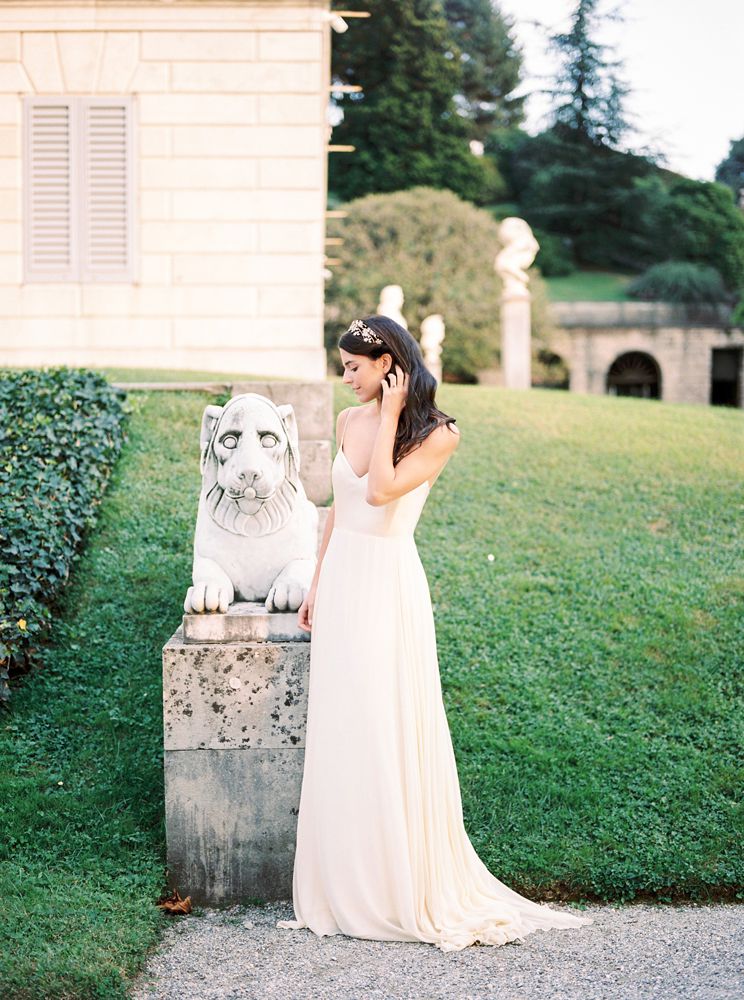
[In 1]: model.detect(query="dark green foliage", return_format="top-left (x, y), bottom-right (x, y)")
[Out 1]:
top-left (491, 126), bottom-right (660, 271)
top-left (627, 262), bottom-right (727, 304)
top-left (548, 0), bottom-right (629, 146)
top-left (443, 0), bottom-right (524, 139)
top-left (533, 228), bottom-right (575, 277)
top-left (325, 186), bottom-right (554, 381)
top-left (660, 179), bottom-right (744, 291)
top-left (732, 298), bottom-right (744, 327)
top-left (0, 368), bottom-right (130, 702)
top-left (715, 136), bottom-right (744, 199)
top-left (329, 0), bottom-right (503, 204)
top-left (492, 125), bottom-right (744, 284)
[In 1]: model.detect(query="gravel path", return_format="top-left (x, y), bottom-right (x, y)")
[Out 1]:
top-left (129, 900), bottom-right (743, 1000)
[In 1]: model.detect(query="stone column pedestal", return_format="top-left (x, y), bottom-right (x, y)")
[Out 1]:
top-left (501, 292), bottom-right (532, 390)
top-left (162, 604), bottom-right (310, 906)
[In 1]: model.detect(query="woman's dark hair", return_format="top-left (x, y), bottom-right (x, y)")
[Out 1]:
top-left (337, 314), bottom-right (456, 467)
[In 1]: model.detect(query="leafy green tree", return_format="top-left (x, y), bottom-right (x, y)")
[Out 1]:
top-left (443, 0), bottom-right (525, 140)
top-left (715, 137), bottom-right (744, 202)
top-left (661, 179), bottom-right (744, 291)
top-left (329, 0), bottom-right (503, 204)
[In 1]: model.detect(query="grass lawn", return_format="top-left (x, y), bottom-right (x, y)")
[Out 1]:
top-left (545, 270), bottom-right (634, 301)
top-left (1, 380), bottom-right (742, 998)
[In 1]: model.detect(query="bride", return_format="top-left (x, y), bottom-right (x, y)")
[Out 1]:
top-left (277, 315), bottom-right (593, 951)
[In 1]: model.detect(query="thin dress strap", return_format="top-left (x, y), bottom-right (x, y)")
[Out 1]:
top-left (339, 407), bottom-right (353, 451)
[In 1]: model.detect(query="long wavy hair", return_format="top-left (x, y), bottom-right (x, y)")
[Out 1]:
top-left (337, 314), bottom-right (456, 467)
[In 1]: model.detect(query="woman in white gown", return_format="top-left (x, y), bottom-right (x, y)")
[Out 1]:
top-left (277, 315), bottom-right (593, 952)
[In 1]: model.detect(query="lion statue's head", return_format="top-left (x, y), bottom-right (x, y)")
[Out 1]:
top-left (199, 393), bottom-right (302, 537)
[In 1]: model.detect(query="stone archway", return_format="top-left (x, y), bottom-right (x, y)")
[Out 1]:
top-left (606, 351), bottom-right (661, 399)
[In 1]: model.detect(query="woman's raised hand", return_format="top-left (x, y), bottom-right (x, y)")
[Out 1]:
top-left (380, 364), bottom-right (409, 420)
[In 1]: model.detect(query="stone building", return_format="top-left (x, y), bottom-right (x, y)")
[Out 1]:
top-left (549, 303), bottom-right (744, 408)
top-left (0, 0), bottom-right (335, 377)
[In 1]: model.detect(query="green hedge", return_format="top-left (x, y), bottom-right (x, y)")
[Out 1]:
top-left (0, 368), bottom-right (130, 702)
top-left (627, 262), bottom-right (728, 304)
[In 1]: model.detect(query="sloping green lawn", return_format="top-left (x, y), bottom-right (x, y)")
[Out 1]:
top-left (1, 382), bottom-right (742, 998)
top-left (545, 270), bottom-right (633, 301)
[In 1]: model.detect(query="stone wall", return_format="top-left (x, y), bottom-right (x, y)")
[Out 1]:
top-left (548, 303), bottom-right (744, 407)
top-left (0, 0), bottom-right (331, 377)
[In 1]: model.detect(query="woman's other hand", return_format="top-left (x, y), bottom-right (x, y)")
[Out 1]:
top-left (298, 585), bottom-right (317, 632)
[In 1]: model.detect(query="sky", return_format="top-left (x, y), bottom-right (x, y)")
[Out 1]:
top-left (495, 0), bottom-right (744, 181)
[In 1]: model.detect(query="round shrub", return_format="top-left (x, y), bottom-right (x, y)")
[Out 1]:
top-left (325, 186), bottom-right (554, 382)
top-left (626, 262), bottom-right (728, 303)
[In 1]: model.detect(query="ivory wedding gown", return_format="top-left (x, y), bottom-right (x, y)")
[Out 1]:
top-left (277, 409), bottom-right (593, 952)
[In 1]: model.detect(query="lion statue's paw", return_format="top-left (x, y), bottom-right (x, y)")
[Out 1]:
top-left (265, 579), bottom-right (307, 614)
top-left (184, 581), bottom-right (232, 615)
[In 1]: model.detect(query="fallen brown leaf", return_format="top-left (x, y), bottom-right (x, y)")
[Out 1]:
top-left (156, 888), bottom-right (192, 915)
top-left (647, 518), bottom-right (669, 534)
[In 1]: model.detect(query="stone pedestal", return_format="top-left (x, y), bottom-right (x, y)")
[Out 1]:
top-left (163, 606), bottom-right (310, 906)
top-left (162, 379), bottom-right (334, 906)
top-left (501, 293), bottom-right (532, 389)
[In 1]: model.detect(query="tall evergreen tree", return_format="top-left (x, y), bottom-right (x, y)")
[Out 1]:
top-left (328, 0), bottom-right (503, 203)
top-left (487, 0), bottom-right (652, 271)
top-left (443, 0), bottom-right (525, 140)
top-left (548, 0), bottom-right (629, 147)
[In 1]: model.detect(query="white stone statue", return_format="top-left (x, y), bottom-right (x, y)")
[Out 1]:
top-left (184, 393), bottom-right (318, 615)
top-left (420, 314), bottom-right (445, 384)
top-left (377, 284), bottom-right (408, 329)
top-left (494, 217), bottom-right (540, 300)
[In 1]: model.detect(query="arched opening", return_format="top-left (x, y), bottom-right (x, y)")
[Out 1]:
top-left (532, 349), bottom-right (569, 389)
top-left (606, 351), bottom-right (661, 399)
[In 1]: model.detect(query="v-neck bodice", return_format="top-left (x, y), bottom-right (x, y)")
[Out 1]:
top-left (332, 408), bottom-right (430, 538)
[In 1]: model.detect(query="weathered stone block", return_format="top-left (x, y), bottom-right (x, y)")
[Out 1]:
top-left (162, 624), bottom-right (310, 904)
top-left (182, 600), bottom-right (309, 645)
top-left (164, 747), bottom-right (301, 904)
top-left (163, 627), bottom-right (308, 752)
top-left (229, 379), bottom-right (332, 440)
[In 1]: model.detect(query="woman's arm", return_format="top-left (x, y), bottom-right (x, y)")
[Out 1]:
top-left (367, 420), bottom-right (459, 506)
top-left (309, 407), bottom-right (348, 587)
top-left (310, 502), bottom-right (334, 589)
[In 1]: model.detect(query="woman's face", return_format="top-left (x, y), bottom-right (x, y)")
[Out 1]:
top-left (340, 348), bottom-right (392, 403)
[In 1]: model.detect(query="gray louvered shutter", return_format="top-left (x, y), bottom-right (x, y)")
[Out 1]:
top-left (24, 98), bottom-right (78, 281)
top-left (80, 98), bottom-right (134, 282)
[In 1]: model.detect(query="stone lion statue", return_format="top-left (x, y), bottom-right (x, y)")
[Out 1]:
top-left (184, 393), bottom-right (318, 615)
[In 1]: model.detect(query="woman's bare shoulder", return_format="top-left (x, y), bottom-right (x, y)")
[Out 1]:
top-left (425, 420), bottom-right (460, 454)
top-left (438, 419), bottom-right (460, 439)
top-left (335, 406), bottom-right (352, 432)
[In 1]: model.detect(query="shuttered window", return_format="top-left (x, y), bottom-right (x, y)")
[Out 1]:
top-left (24, 96), bottom-right (135, 283)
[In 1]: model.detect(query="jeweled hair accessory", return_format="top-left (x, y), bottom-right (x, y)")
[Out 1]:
top-left (346, 318), bottom-right (384, 345)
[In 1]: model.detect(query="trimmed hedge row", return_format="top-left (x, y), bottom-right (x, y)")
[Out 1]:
top-left (0, 368), bottom-right (130, 702)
